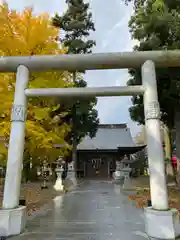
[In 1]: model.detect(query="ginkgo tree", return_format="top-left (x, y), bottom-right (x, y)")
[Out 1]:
top-left (0, 4), bottom-right (73, 167)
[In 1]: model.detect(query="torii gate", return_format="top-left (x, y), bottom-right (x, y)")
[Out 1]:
top-left (0, 51), bottom-right (179, 239)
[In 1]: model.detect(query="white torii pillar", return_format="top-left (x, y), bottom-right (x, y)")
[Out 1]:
top-left (143, 60), bottom-right (179, 239)
top-left (0, 65), bottom-right (29, 237)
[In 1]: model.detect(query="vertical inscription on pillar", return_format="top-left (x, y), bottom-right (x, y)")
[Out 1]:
top-left (11, 105), bottom-right (25, 122)
top-left (146, 101), bottom-right (160, 120)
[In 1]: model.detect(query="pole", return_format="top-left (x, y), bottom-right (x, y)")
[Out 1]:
top-left (142, 60), bottom-right (168, 210)
top-left (24, 86), bottom-right (144, 97)
top-left (3, 65), bottom-right (29, 209)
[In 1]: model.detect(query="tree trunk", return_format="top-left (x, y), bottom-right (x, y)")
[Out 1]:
top-left (174, 111), bottom-right (180, 187)
top-left (72, 136), bottom-right (77, 178)
top-left (164, 125), bottom-right (171, 161)
top-left (164, 124), bottom-right (177, 183)
top-left (72, 71), bottom-right (77, 179)
top-left (164, 124), bottom-right (172, 175)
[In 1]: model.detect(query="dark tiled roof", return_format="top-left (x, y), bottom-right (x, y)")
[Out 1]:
top-left (77, 124), bottom-right (135, 150)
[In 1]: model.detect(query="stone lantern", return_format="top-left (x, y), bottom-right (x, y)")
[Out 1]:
top-left (54, 157), bottom-right (64, 191)
top-left (120, 155), bottom-right (132, 189)
top-left (40, 159), bottom-right (50, 189)
top-left (113, 160), bottom-right (125, 184)
top-left (67, 161), bottom-right (76, 185)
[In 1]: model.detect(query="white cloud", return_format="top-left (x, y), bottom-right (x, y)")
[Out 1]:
top-left (101, 12), bottom-right (132, 49)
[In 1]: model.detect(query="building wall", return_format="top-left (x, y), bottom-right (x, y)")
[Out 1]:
top-left (77, 151), bottom-right (118, 179)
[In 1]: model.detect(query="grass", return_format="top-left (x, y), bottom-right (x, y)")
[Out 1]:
top-left (128, 176), bottom-right (180, 212)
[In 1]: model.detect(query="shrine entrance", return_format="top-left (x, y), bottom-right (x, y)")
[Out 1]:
top-left (87, 158), bottom-right (105, 179)
top-left (0, 50), bottom-right (178, 238)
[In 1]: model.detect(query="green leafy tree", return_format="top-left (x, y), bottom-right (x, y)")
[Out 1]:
top-left (123, 0), bottom-right (180, 184)
top-left (52, 0), bottom-right (99, 171)
top-left (123, 1), bottom-right (180, 129)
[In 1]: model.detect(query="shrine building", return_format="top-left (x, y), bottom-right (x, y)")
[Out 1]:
top-left (76, 124), bottom-right (145, 179)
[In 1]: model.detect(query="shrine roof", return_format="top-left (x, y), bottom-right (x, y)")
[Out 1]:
top-left (77, 124), bottom-right (135, 150)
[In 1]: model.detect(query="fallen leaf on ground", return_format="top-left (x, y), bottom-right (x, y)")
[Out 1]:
top-left (0, 182), bottom-right (62, 214)
top-left (129, 186), bottom-right (180, 213)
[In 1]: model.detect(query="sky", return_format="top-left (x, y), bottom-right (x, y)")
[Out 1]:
top-left (7, 0), bottom-right (139, 137)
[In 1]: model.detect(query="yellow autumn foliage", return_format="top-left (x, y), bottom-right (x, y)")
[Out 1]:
top-left (0, 4), bottom-right (73, 164)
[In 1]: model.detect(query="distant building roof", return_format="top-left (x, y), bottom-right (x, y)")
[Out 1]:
top-left (77, 124), bottom-right (135, 150)
top-left (53, 143), bottom-right (69, 148)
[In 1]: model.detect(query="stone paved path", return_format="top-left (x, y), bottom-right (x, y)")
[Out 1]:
top-left (11, 181), bottom-right (148, 240)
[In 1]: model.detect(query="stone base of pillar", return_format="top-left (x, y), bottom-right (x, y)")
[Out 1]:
top-left (0, 206), bottom-right (26, 237)
top-left (54, 177), bottom-right (64, 191)
top-left (144, 207), bottom-right (180, 239)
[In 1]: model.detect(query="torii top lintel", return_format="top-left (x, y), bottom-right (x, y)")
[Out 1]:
top-left (0, 50), bottom-right (180, 72)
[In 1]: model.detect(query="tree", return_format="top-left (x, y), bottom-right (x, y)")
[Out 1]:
top-left (0, 4), bottom-right (73, 167)
top-left (124, 0), bottom-right (180, 183)
top-left (52, 0), bottom-right (99, 172)
top-left (126, 0), bottom-right (180, 128)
